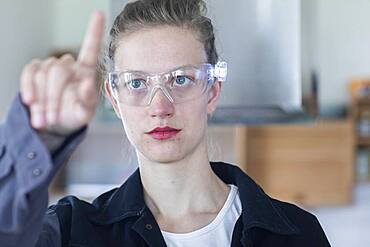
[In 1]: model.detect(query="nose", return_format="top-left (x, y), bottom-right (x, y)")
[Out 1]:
top-left (148, 87), bottom-right (174, 118)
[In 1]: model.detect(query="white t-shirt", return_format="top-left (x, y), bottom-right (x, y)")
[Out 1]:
top-left (161, 184), bottom-right (242, 247)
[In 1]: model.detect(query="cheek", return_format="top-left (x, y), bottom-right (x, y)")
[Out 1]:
top-left (182, 100), bottom-right (209, 132)
top-left (119, 107), bottom-right (144, 144)
top-left (193, 96), bottom-right (209, 119)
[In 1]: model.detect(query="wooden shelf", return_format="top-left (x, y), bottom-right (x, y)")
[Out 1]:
top-left (356, 98), bottom-right (370, 105)
top-left (357, 137), bottom-right (370, 146)
top-left (349, 96), bottom-right (370, 182)
top-left (349, 97), bottom-right (370, 147)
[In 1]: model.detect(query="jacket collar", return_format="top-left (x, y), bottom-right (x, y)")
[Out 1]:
top-left (90, 162), bottom-right (299, 236)
top-left (211, 162), bottom-right (299, 236)
top-left (90, 169), bottom-right (146, 224)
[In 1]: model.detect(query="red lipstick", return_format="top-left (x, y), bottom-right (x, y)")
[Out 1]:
top-left (147, 126), bottom-right (181, 140)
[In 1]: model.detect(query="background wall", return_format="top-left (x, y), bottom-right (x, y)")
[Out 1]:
top-left (313, 0), bottom-right (370, 115)
top-left (0, 0), bottom-right (109, 119)
top-left (52, 0), bottom-right (110, 49)
top-left (0, 0), bottom-right (53, 119)
top-left (2, 0), bottom-right (370, 119)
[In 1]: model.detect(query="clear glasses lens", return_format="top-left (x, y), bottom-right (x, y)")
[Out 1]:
top-left (109, 63), bottom-right (226, 106)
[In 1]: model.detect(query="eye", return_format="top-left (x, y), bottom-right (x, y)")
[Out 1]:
top-left (127, 79), bottom-right (146, 90)
top-left (174, 75), bottom-right (193, 86)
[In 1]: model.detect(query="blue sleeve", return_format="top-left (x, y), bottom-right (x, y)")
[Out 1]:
top-left (0, 94), bottom-right (87, 247)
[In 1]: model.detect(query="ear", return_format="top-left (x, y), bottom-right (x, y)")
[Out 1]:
top-left (207, 80), bottom-right (222, 115)
top-left (104, 79), bottom-right (122, 119)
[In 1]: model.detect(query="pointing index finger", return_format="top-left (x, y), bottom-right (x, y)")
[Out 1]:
top-left (78, 11), bottom-right (105, 67)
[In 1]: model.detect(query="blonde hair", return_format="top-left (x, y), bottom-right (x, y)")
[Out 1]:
top-left (103, 0), bottom-right (218, 76)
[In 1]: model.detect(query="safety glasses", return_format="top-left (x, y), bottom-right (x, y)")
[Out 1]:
top-left (108, 61), bottom-right (227, 106)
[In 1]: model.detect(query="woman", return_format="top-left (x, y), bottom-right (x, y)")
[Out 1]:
top-left (0, 0), bottom-right (330, 246)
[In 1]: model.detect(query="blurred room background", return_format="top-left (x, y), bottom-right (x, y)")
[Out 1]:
top-left (1, 0), bottom-right (370, 246)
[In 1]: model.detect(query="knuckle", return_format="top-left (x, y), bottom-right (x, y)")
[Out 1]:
top-left (46, 85), bottom-right (62, 99)
top-left (28, 59), bottom-right (42, 69)
top-left (46, 103), bottom-right (58, 112)
top-left (35, 68), bottom-right (46, 79)
top-left (20, 59), bottom-right (42, 94)
top-left (38, 63), bottom-right (49, 73)
top-left (45, 56), bottom-right (57, 63)
top-left (40, 57), bottom-right (57, 71)
top-left (34, 70), bottom-right (46, 85)
top-left (49, 64), bottom-right (66, 76)
top-left (22, 61), bottom-right (39, 75)
top-left (30, 58), bottom-right (41, 64)
top-left (61, 53), bottom-right (75, 61)
top-left (49, 65), bottom-right (72, 86)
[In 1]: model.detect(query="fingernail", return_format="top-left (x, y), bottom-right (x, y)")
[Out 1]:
top-left (76, 105), bottom-right (87, 120)
top-left (22, 93), bottom-right (32, 103)
top-left (32, 114), bottom-right (43, 128)
top-left (47, 111), bottom-right (57, 125)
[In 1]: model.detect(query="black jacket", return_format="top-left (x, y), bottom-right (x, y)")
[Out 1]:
top-left (50, 162), bottom-right (331, 246)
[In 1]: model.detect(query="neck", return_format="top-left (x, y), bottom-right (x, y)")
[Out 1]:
top-left (137, 140), bottom-right (229, 219)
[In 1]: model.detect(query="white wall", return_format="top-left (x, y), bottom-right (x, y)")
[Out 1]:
top-left (52, 0), bottom-right (110, 49)
top-left (110, 0), bottom-right (370, 116)
top-left (0, 0), bottom-right (53, 119)
top-left (2, 0), bottom-right (370, 118)
top-left (0, 0), bottom-right (110, 119)
top-left (314, 0), bottom-right (370, 115)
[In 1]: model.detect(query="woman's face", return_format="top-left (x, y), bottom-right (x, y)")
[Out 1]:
top-left (106, 25), bottom-right (221, 164)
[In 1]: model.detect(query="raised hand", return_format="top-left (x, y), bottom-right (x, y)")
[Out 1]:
top-left (20, 11), bottom-right (105, 135)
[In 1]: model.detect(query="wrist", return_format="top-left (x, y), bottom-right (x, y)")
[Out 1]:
top-left (37, 130), bottom-right (68, 153)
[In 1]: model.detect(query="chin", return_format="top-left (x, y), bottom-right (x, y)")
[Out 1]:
top-left (145, 147), bottom-right (186, 164)
top-left (136, 133), bottom-right (203, 164)
top-left (137, 152), bottom-right (184, 165)
top-left (150, 157), bottom-right (182, 164)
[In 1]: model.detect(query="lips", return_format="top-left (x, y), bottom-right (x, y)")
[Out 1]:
top-left (147, 126), bottom-right (180, 133)
top-left (146, 126), bottom-right (181, 140)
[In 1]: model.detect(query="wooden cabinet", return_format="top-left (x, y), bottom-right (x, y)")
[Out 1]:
top-left (349, 98), bottom-right (370, 146)
top-left (235, 120), bottom-right (355, 207)
top-left (348, 97), bottom-right (370, 182)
